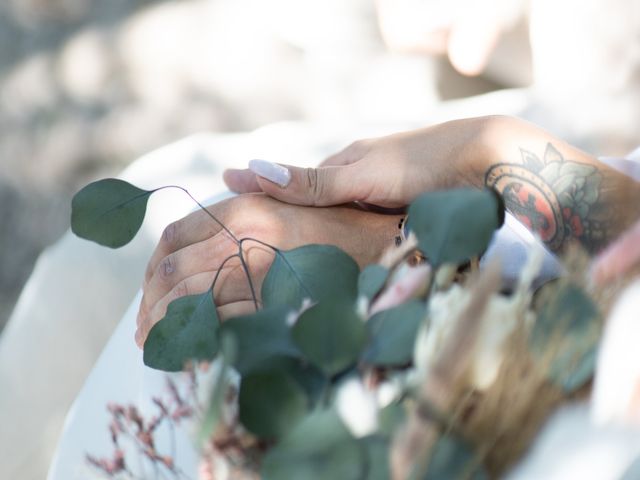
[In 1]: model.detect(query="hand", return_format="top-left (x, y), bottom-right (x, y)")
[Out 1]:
top-left (137, 193), bottom-right (401, 347)
top-left (223, 117), bottom-right (495, 209)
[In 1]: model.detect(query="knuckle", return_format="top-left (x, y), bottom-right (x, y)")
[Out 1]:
top-left (161, 221), bottom-right (179, 249)
top-left (173, 279), bottom-right (190, 299)
top-left (304, 167), bottom-right (323, 205)
top-left (159, 254), bottom-right (176, 279)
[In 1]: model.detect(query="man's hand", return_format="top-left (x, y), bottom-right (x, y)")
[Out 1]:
top-left (136, 193), bottom-right (401, 347)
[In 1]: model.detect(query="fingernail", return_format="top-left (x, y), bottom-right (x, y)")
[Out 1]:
top-left (248, 159), bottom-right (291, 187)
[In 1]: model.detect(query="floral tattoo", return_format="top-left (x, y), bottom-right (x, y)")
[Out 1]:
top-left (485, 143), bottom-right (606, 252)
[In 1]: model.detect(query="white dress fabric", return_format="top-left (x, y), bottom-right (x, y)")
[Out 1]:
top-left (42, 131), bottom-right (640, 478)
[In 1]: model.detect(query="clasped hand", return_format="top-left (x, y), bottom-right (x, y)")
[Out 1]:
top-left (136, 193), bottom-right (399, 347)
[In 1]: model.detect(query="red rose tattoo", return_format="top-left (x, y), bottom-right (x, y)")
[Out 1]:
top-left (485, 143), bottom-right (605, 252)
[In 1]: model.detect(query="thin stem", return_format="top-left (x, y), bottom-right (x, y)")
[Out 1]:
top-left (159, 186), bottom-right (240, 245)
top-left (208, 254), bottom-right (242, 319)
top-left (237, 245), bottom-right (259, 311)
top-left (241, 237), bottom-right (315, 302)
top-left (240, 237), bottom-right (278, 253)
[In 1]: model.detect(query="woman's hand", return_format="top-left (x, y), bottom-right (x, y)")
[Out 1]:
top-left (136, 193), bottom-right (401, 347)
top-left (223, 117), bottom-right (495, 208)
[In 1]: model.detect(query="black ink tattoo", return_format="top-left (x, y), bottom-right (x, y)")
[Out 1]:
top-left (485, 143), bottom-right (605, 252)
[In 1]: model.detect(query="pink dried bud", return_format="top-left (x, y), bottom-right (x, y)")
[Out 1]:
top-left (161, 455), bottom-right (175, 470)
top-left (107, 403), bottom-right (125, 416)
top-left (172, 405), bottom-right (194, 421)
top-left (152, 397), bottom-right (169, 415)
top-left (166, 378), bottom-right (185, 407)
top-left (137, 430), bottom-right (155, 449)
top-left (148, 415), bottom-right (163, 432)
top-left (113, 450), bottom-right (126, 472)
top-left (126, 405), bottom-right (143, 429)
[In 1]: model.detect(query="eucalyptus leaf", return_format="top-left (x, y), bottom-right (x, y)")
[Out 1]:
top-left (262, 244), bottom-right (360, 309)
top-left (361, 300), bottom-right (426, 366)
top-left (262, 409), bottom-right (366, 480)
top-left (292, 301), bottom-right (366, 377)
top-left (378, 402), bottom-right (406, 438)
top-left (220, 306), bottom-right (300, 375)
top-left (358, 264), bottom-right (389, 301)
top-left (71, 178), bottom-right (154, 248)
top-left (144, 292), bottom-right (219, 372)
top-left (248, 356), bottom-right (328, 408)
top-left (530, 283), bottom-right (601, 392)
top-left (239, 369), bottom-right (308, 439)
top-left (407, 188), bottom-right (502, 267)
top-left (361, 435), bottom-right (390, 480)
top-left (423, 434), bottom-right (488, 480)
top-left (199, 333), bottom-right (237, 444)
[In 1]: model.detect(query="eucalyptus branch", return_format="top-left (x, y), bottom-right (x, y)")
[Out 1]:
top-left (159, 185), bottom-right (240, 245)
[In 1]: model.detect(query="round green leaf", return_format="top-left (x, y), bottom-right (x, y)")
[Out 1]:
top-left (530, 283), bottom-right (601, 392)
top-left (71, 178), bottom-right (154, 248)
top-left (361, 300), bottom-right (426, 366)
top-left (358, 264), bottom-right (389, 301)
top-left (262, 244), bottom-right (360, 309)
top-left (292, 301), bottom-right (366, 377)
top-left (262, 409), bottom-right (366, 480)
top-left (144, 292), bottom-right (219, 372)
top-left (407, 188), bottom-right (502, 266)
top-left (220, 306), bottom-right (300, 375)
top-left (239, 369), bottom-right (308, 439)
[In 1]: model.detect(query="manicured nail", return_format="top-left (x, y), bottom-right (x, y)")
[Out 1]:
top-left (248, 159), bottom-right (291, 187)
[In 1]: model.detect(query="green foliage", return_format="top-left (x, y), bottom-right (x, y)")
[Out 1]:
top-left (423, 435), bottom-right (488, 480)
top-left (143, 292), bottom-right (219, 372)
top-left (76, 178), bottom-right (605, 477)
top-left (530, 283), bottom-right (601, 392)
top-left (71, 179), bottom-right (154, 248)
top-left (358, 264), bottom-right (389, 301)
top-left (220, 306), bottom-right (300, 376)
top-left (239, 369), bottom-right (308, 439)
top-left (261, 409), bottom-right (365, 480)
top-left (362, 300), bottom-right (426, 366)
top-left (407, 188), bottom-right (502, 266)
top-left (292, 301), bottom-right (366, 377)
top-left (262, 245), bottom-right (360, 309)
top-left (199, 333), bottom-right (237, 444)
top-left (361, 435), bottom-right (391, 480)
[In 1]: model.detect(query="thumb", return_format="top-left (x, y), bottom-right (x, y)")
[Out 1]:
top-left (248, 159), bottom-right (361, 206)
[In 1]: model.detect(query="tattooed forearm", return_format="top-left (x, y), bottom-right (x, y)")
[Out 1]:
top-left (484, 143), bottom-right (607, 253)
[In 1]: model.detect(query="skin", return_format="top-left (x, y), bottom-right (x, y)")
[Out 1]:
top-left (140, 115), bottom-right (640, 347)
top-left (226, 115), bottom-right (640, 254)
top-left (136, 194), bottom-right (401, 346)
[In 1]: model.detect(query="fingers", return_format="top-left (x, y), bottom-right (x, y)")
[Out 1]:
top-left (251, 162), bottom-right (366, 207)
top-left (217, 300), bottom-right (260, 321)
top-left (223, 168), bottom-right (261, 193)
top-left (138, 237), bottom-right (276, 347)
top-left (141, 233), bottom-right (239, 315)
top-left (144, 204), bottom-right (234, 284)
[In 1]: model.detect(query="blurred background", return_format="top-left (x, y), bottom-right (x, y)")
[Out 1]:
top-left (0, 0), bottom-right (519, 331)
top-left (2, 0), bottom-right (640, 330)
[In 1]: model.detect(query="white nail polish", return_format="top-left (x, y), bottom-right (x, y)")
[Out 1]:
top-left (248, 159), bottom-right (291, 187)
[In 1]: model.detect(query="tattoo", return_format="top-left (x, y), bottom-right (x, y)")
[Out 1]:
top-left (485, 143), bottom-right (606, 252)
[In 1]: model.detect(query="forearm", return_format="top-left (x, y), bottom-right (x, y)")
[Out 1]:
top-left (474, 116), bottom-right (640, 254)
